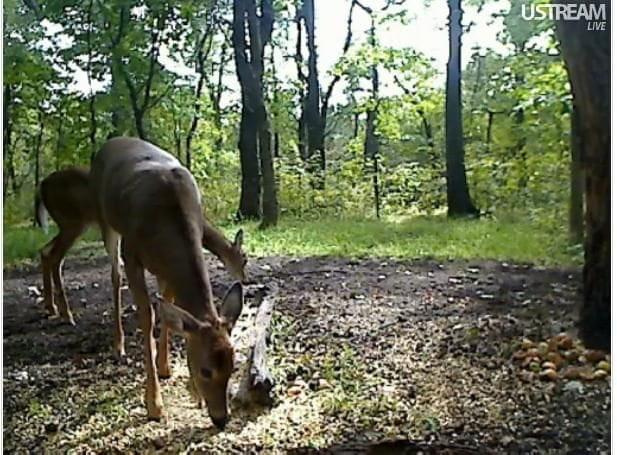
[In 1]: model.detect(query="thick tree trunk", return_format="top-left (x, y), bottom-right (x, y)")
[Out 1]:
top-left (232, 0), bottom-right (278, 224)
top-left (569, 103), bottom-right (584, 244)
top-left (445, 0), bottom-right (478, 217)
top-left (556, 0), bottom-right (610, 351)
top-left (300, 0), bottom-right (325, 177)
top-left (238, 107), bottom-right (262, 218)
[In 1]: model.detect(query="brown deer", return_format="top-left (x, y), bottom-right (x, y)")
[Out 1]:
top-left (90, 136), bottom-right (243, 428)
top-left (35, 169), bottom-right (247, 330)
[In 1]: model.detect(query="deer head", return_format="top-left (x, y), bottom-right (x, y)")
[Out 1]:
top-left (159, 282), bottom-right (244, 429)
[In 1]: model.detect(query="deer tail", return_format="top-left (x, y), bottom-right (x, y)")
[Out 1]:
top-left (34, 186), bottom-right (49, 233)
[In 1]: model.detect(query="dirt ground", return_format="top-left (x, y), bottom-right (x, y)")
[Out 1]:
top-left (3, 251), bottom-right (611, 454)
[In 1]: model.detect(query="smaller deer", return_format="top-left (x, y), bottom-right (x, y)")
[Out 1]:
top-left (35, 167), bottom-right (247, 326)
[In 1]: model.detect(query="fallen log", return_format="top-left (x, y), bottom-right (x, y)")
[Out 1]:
top-left (235, 286), bottom-right (275, 407)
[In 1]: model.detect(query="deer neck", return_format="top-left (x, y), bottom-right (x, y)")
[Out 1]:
top-left (167, 244), bottom-right (218, 323)
top-left (202, 218), bottom-right (234, 263)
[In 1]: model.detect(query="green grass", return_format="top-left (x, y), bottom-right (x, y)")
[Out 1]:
top-left (3, 224), bottom-right (101, 267)
top-left (234, 215), bottom-right (581, 266)
top-left (3, 215), bottom-right (581, 268)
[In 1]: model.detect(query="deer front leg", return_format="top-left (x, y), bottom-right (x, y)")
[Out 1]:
top-left (123, 247), bottom-right (164, 421)
top-left (105, 230), bottom-right (125, 358)
top-left (40, 238), bottom-right (59, 317)
top-left (156, 279), bottom-right (174, 379)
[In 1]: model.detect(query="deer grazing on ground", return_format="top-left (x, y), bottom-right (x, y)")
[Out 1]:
top-left (90, 136), bottom-right (243, 428)
top-left (35, 168), bottom-right (247, 329)
top-left (35, 167), bottom-right (96, 324)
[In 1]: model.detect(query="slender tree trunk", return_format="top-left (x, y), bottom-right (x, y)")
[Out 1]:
top-left (274, 131), bottom-right (280, 158)
top-left (445, 0), bottom-right (478, 217)
top-left (363, 15), bottom-right (380, 218)
top-left (259, 108), bottom-right (278, 227)
top-left (569, 103), bottom-right (584, 244)
top-left (295, 13), bottom-right (308, 161)
top-left (86, 0), bottom-right (97, 162)
top-left (3, 84), bottom-right (14, 199)
top-left (486, 110), bottom-right (494, 153)
top-left (34, 109), bottom-right (44, 192)
top-left (109, 6), bottom-right (129, 139)
top-left (556, 0), bottom-right (610, 351)
top-left (54, 118), bottom-right (64, 171)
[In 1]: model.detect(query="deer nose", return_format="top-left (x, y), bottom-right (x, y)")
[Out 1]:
top-left (212, 415), bottom-right (228, 430)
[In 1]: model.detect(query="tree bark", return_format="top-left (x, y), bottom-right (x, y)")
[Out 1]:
top-left (3, 84), bottom-right (14, 199)
top-left (186, 29), bottom-right (212, 171)
top-left (445, 0), bottom-right (478, 217)
top-left (232, 0), bottom-right (278, 225)
top-left (295, 14), bottom-right (308, 161)
top-left (108, 6), bottom-right (129, 138)
top-left (86, 0), bottom-right (97, 163)
top-left (486, 110), bottom-right (494, 153)
top-left (569, 103), bottom-right (584, 244)
top-left (34, 109), bottom-right (44, 193)
top-left (299, 0), bottom-right (325, 178)
top-left (556, 0), bottom-right (610, 351)
top-left (362, 13), bottom-right (380, 219)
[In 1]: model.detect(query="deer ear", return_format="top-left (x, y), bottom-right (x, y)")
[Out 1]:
top-left (233, 229), bottom-right (244, 249)
top-left (220, 282), bottom-right (244, 330)
top-left (159, 301), bottom-right (204, 336)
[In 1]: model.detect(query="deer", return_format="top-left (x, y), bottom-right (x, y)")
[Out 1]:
top-left (89, 136), bottom-right (243, 428)
top-left (35, 168), bottom-right (247, 331)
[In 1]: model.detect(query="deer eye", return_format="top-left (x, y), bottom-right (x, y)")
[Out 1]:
top-left (200, 367), bottom-right (213, 379)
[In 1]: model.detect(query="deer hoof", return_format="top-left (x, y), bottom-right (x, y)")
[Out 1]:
top-left (146, 406), bottom-right (166, 422)
top-left (158, 368), bottom-right (172, 380)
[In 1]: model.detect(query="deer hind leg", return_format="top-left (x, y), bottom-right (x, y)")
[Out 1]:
top-left (104, 229), bottom-right (124, 358)
top-left (40, 236), bottom-right (59, 317)
top-left (122, 242), bottom-right (164, 420)
top-left (49, 225), bottom-right (84, 325)
top-left (156, 278), bottom-right (174, 379)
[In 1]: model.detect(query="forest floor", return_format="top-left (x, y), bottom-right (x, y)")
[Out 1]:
top-left (3, 251), bottom-right (610, 454)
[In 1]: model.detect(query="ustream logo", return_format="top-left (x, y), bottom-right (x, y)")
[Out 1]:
top-left (522, 3), bottom-right (607, 30)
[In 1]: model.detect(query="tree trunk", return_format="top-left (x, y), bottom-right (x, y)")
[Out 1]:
top-left (108, 6), bottom-right (129, 139)
top-left (445, 0), bottom-right (478, 217)
top-left (34, 109), bottom-right (44, 193)
top-left (569, 103), bottom-right (584, 244)
top-left (295, 14), bottom-right (308, 161)
top-left (259, 109), bottom-right (278, 228)
top-left (486, 110), bottom-right (494, 153)
top-left (54, 118), bottom-right (64, 171)
top-left (299, 0), bottom-right (325, 179)
top-left (232, 0), bottom-right (278, 224)
top-left (556, 0), bottom-right (610, 351)
top-left (363, 16), bottom-right (380, 218)
top-left (238, 107), bottom-right (262, 218)
top-left (3, 84), bottom-right (14, 199)
top-left (86, 0), bottom-right (97, 163)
